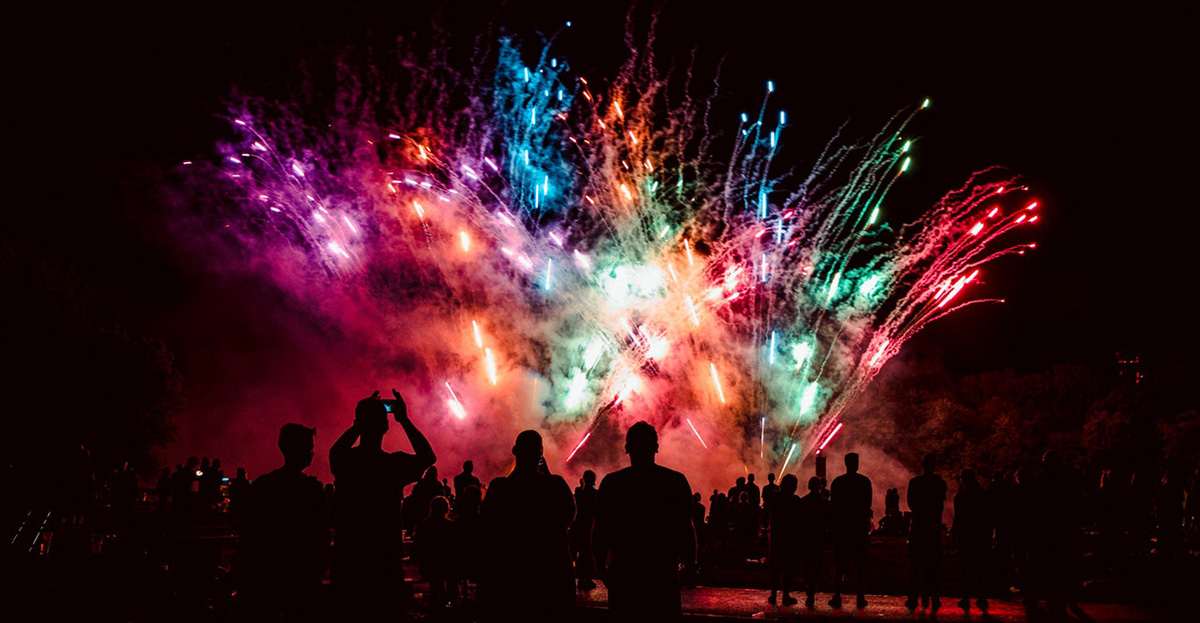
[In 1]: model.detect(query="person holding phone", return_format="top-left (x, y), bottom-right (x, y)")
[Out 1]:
top-left (329, 389), bottom-right (436, 617)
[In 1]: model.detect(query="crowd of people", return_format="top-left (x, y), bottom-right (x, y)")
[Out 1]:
top-left (14, 388), bottom-right (1197, 621)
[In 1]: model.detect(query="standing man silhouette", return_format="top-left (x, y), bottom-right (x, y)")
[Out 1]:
top-left (238, 423), bottom-right (329, 621)
top-left (906, 453), bottom-right (947, 611)
top-left (572, 469), bottom-right (600, 590)
top-left (477, 430), bottom-right (575, 623)
top-left (329, 389), bottom-right (436, 617)
top-left (593, 422), bottom-right (696, 622)
top-left (829, 452), bottom-right (872, 609)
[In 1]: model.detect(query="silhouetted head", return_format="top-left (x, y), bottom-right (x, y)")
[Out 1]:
top-left (780, 474), bottom-right (799, 495)
top-left (922, 453), bottom-right (937, 474)
top-left (428, 496), bottom-right (450, 521)
top-left (693, 492), bottom-right (701, 502)
top-left (844, 452), bottom-right (859, 473)
top-left (236, 467), bottom-right (246, 479)
top-left (463, 460), bottom-right (473, 474)
top-left (513, 430), bottom-right (544, 469)
top-left (960, 468), bottom-right (978, 488)
top-left (583, 469), bottom-right (596, 486)
top-left (278, 423), bottom-right (316, 470)
top-left (355, 396), bottom-right (389, 439)
top-left (747, 473), bottom-right (756, 484)
top-left (808, 476), bottom-right (823, 493)
top-left (767, 473), bottom-right (776, 484)
top-left (423, 465), bottom-right (439, 482)
top-left (739, 491), bottom-right (749, 504)
top-left (1042, 449), bottom-right (1061, 469)
top-left (625, 421), bottom-right (658, 464)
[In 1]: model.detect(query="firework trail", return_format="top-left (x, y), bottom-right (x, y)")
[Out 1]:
top-left (186, 26), bottom-right (1039, 477)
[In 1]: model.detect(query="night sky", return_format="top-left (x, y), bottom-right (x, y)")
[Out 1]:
top-left (10, 1), bottom-right (1194, 470)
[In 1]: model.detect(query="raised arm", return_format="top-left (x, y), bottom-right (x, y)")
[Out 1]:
top-left (329, 424), bottom-right (359, 474)
top-left (391, 389), bottom-right (436, 467)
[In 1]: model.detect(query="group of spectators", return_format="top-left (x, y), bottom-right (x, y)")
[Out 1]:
top-left (28, 386), bottom-right (1195, 622)
top-left (236, 389), bottom-right (696, 622)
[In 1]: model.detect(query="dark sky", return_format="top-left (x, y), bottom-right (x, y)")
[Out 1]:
top-left (12, 0), bottom-right (1194, 383)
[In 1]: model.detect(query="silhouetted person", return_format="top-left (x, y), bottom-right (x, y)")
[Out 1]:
top-left (829, 452), bottom-right (872, 609)
top-left (594, 422), bottom-right (695, 622)
top-left (449, 484), bottom-right (483, 597)
top-left (762, 472), bottom-right (780, 520)
top-left (797, 476), bottom-right (830, 607)
top-left (691, 492), bottom-right (707, 551)
top-left (200, 458), bottom-right (223, 511)
top-left (477, 430), bottom-right (575, 622)
top-left (453, 460), bottom-right (481, 500)
top-left (406, 465), bottom-right (442, 532)
top-left (572, 469), bottom-right (599, 589)
top-left (767, 474), bottom-right (801, 605)
top-left (906, 453), bottom-right (946, 611)
top-left (746, 473), bottom-right (761, 508)
top-left (329, 389), bottom-right (435, 617)
top-left (731, 490), bottom-right (759, 555)
top-left (1032, 450), bottom-right (1083, 616)
top-left (416, 496), bottom-right (455, 609)
top-left (954, 468), bottom-right (990, 614)
top-left (878, 488), bottom-right (904, 536)
top-left (228, 467), bottom-right (251, 518)
top-left (728, 476), bottom-right (746, 504)
top-left (238, 423), bottom-right (330, 622)
top-left (709, 490), bottom-right (728, 534)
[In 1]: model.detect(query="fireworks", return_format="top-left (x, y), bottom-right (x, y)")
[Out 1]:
top-left (191, 27), bottom-right (1039, 472)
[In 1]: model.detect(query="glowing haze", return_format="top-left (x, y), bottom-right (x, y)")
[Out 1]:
top-left (177, 27), bottom-right (1039, 492)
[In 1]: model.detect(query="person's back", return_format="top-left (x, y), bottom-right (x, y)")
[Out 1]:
top-left (478, 430), bottom-right (575, 622)
top-left (954, 469), bottom-right (991, 613)
top-left (329, 390), bottom-right (436, 613)
top-left (746, 473), bottom-right (761, 508)
top-left (239, 424), bottom-right (329, 620)
top-left (828, 452), bottom-right (872, 608)
top-left (767, 475), bottom-right (802, 604)
top-left (243, 465), bottom-right (328, 582)
top-left (796, 477), bottom-right (831, 606)
top-left (830, 474), bottom-right (872, 535)
top-left (599, 463), bottom-right (692, 572)
top-left (796, 483), bottom-right (830, 546)
top-left (416, 496), bottom-right (456, 605)
top-left (453, 460), bottom-right (481, 500)
top-left (908, 473), bottom-right (947, 535)
top-left (572, 470), bottom-right (600, 589)
top-left (594, 422), bottom-right (695, 621)
top-left (905, 454), bottom-right (947, 610)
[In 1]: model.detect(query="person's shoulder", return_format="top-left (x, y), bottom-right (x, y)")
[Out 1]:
top-left (253, 468), bottom-right (286, 487)
top-left (659, 464), bottom-right (690, 486)
top-left (600, 466), bottom-right (633, 486)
